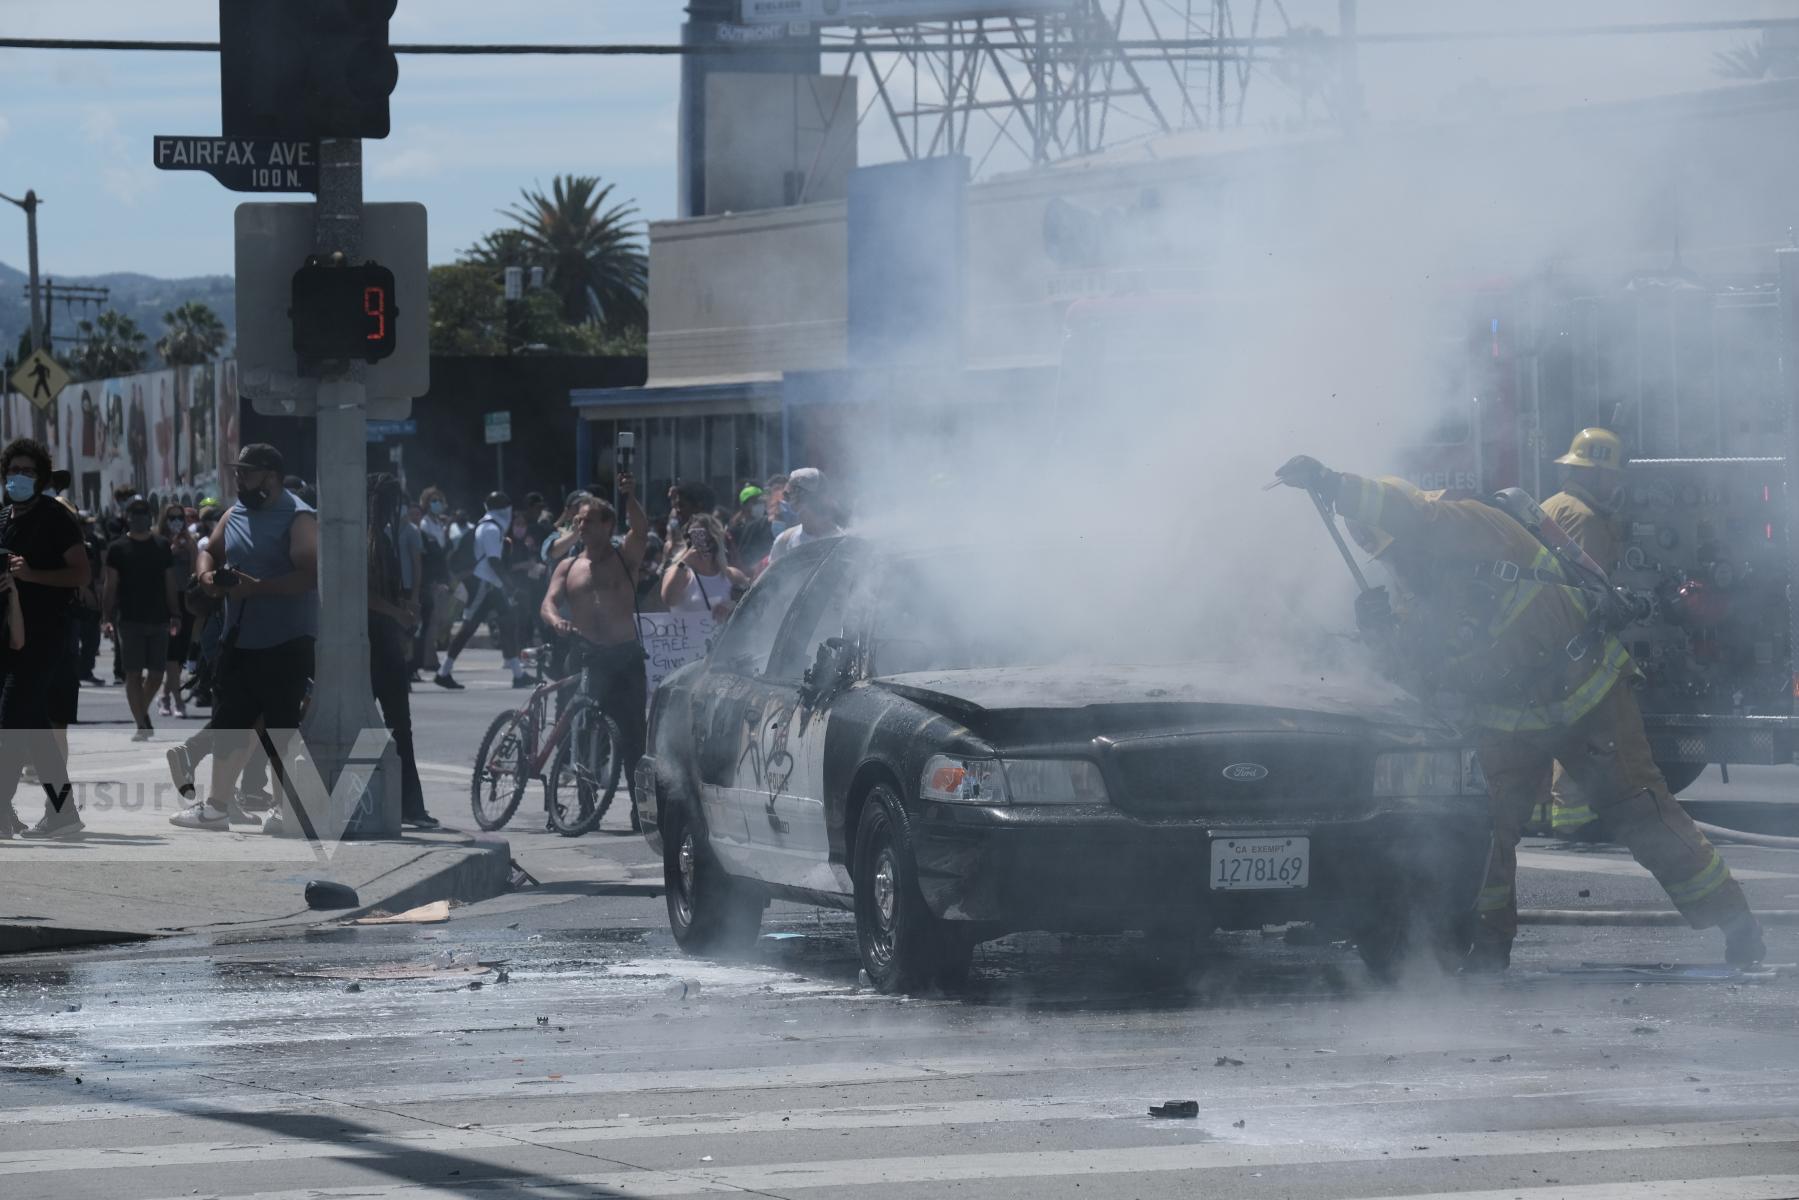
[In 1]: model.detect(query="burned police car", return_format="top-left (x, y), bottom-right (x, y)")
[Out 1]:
top-left (635, 536), bottom-right (1491, 992)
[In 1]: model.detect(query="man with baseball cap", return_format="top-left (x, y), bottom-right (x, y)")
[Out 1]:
top-left (767, 467), bottom-right (842, 564)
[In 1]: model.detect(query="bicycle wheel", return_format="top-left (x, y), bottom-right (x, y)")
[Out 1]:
top-left (545, 698), bottom-right (624, 837)
top-left (471, 708), bottom-right (531, 831)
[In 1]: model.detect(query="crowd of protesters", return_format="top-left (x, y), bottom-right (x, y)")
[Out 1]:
top-left (0, 435), bottom-right (847, 842)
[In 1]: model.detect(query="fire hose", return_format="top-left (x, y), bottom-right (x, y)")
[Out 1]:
top-left (1690, 820), bottom-right (1799, 851)
top-left (1521, 908), bottom-right (1799, 926)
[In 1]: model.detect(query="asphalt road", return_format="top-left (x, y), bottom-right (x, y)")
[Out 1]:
top-left (1, 652), bottom-right (1795, 1200)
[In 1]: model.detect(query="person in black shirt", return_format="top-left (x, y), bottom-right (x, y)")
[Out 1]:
top-left (0, 438), bottom-right (92, 839)
top-left (103, 498), bottom-right (179, 740)
top-left (367, 474), bottom-right (435, 829)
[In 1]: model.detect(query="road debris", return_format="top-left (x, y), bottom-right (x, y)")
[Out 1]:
top-left (1148, 1100), bottom-right (1199, 1119)
top-left (304, 880), bottom-right (360, 910)
top-left (1214, 1056), bottom-right (1245, 1067)
top-left (349, 900), bottom-right (450, 925)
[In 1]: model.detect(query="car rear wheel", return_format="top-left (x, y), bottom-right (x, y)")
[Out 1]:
top-left (853, 783), bottom-right (970, 994)
top-left (1355, 901), bottom-right (1476, 981)
top-left (664, 806), bottom-right (762, 955)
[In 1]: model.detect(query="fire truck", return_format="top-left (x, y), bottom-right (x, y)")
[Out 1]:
top-left (1059, 248), bottom-right (1799, 792)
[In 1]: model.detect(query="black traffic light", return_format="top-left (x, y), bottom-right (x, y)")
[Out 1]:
top-left (221, 0), bottom-right (399, 141)
top-left (290, 257), bottom-right (398, 365)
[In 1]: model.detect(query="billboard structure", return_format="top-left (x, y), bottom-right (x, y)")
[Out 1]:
top-left (732, 0), bottom-right (1296, 182)
top-left (740, 1), bottom-right (1077, 24)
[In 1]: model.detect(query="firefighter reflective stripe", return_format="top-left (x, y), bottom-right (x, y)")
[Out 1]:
top-left (1552, 803), bottom-right (1598, 830)
top-left (1665, 850), bottom-right (1731, 912)
top-left (1467, 637), bottom-right (1631, 733)
top-left (1477, 885), bottom-right (1512, 912)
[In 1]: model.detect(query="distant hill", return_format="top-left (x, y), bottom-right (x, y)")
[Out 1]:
top-left (0, 261), bottom-right (235, 369)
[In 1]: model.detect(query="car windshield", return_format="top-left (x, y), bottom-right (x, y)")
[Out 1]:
top-left (870, 550), bottom-right (1351, 677)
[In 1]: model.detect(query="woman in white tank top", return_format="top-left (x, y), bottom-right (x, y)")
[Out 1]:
top-left (660, 513), bottom-right (749, 620)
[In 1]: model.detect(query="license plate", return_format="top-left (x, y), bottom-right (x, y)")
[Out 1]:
top-left (1209, 836), bottom-right (1309, 891)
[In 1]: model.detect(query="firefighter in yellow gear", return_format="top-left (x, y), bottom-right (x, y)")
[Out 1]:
top-left (1539, 428), bottom-right (1630, 840)
top-left (1274, 454), bottom-right (1765, 970)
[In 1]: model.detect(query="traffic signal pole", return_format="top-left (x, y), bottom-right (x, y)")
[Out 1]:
top-left (300, 136), bottom-right (398, 838)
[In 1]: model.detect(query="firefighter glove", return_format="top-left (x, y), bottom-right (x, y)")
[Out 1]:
top-left (1355, 585), bottom-right (1397, 635)
top-left (1273, 455), bottom-right (1340, 498)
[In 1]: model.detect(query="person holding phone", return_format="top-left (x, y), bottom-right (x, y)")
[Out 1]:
top-left (539, 474), bottom-right (652, 829)
top-left (660, 512), bottom-right (747, 622)
top-left (102, 498), bottom-right (180, 740)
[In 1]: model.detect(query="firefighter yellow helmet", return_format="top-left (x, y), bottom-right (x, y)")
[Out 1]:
top-left (1555, 427), bottom-right (1625, 472)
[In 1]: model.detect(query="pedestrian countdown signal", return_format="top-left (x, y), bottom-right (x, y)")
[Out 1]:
top-left (290, 258), bottom-right (398, 365)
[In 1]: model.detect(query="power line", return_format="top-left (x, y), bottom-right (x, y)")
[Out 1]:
top-left (2, 19), bottom-right (1797, 57)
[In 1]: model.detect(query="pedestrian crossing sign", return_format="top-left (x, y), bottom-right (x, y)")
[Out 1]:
top-left (9, 348), bottom-right (70, 411)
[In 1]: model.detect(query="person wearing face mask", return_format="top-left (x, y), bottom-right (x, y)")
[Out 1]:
top-left (367, 474), bottom-right (436, 829)
top-left (767, 467), bottom-right (843, 564)
top-left (169, 443), bottom-right (318, 832)
top-left (156, 503), bottom-right (196, 720)
top-left (733, 473), bottom-right (787, 578)
top-left (0, 438), bottom-right (93, 839)
top-left (436, 490), bottom-right (527, 690)
top-left (661, 512), bottom-right (748, 622)
top-left (102, 499), bottom-right (180, 740)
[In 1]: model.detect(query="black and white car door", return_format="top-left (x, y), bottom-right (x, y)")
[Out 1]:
top-left (692, 546), bottom-right (825, 873)
top-left (737, 543), bottom-right (859, 892)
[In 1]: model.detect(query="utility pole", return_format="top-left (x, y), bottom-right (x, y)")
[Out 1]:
top-left (0, 190), bottom-right (45, 352)
top-left (299, 136), bottom-right (397, 838)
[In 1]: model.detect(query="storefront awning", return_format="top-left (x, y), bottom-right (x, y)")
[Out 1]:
top-left (570, 379), bottom-right (785, 420)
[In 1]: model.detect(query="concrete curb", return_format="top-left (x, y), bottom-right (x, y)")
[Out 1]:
top-left (0, 834), bottom-right (514, 956)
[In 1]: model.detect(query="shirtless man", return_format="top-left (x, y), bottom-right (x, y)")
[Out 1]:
top-left (540, 473), bottom-right (650, 798)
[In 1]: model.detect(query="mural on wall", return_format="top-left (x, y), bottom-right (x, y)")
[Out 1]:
top-left (0, 362), bottom-right (237, 512)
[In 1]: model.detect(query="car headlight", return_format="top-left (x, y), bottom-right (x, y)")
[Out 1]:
top-left (1372, 749), bottom-right (1486, 798)
top-left (921, 756), bottom-right (1008, 804)
top-left (919, 755), bottom-right (1109, 806)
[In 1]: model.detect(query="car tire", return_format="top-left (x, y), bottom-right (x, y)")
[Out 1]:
top-left (853, 782), bottom-right (963, 994)
top-left (1355, 901), bottom-right (1475, 981)
top-left (664, 805), bottom-right (762, 956)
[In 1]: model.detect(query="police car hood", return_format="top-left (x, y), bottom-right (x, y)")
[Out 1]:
top-left (872, 663), bottom-right (1444, 731)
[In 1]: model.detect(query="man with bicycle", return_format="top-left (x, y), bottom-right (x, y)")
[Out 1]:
top-left (539, 473), bottom-right (650, 821)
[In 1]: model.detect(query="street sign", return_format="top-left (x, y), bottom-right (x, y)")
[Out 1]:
top-left (367, 418), bottom-right (416, 439)
top-left (153, 136), bottom-right (319, 193)
top-left (484, 411), bottom-right (512, 445)
top-left (235, 202), bottom-right (428, 419)
top-left (9, 348), bottom-right (69, 411)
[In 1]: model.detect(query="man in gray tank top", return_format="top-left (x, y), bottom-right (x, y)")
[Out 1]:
top-left (170, 444), bottom-right (318, 831)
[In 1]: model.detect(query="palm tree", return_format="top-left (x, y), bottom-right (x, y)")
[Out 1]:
top-left (1714, 31), bottom-right (1799, 80)
top-left (501, 175), bottom-right (647, 331)
top-left (71, 310), bottom-right (148, 380)
top-left (462, 227), bottom-right (535, 272)
top-left (156, 301), bottom-right (228, 366)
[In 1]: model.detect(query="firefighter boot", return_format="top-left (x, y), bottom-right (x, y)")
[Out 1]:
top-left (1462, 933), bottom-right (1512, 975)
top-left (1723, 912), bottom-right (1766, 968)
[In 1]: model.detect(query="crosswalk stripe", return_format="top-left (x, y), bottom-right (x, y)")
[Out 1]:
top-left (119, 1176), bottom-right (1799, 1200)
top-left (13, 1114), bottom-right (1799, 1183)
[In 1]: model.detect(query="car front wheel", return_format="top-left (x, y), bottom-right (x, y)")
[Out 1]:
top-left (853, 783), bottom-right (970, 994)
top-left (664, 806), bottom-right (762, 955)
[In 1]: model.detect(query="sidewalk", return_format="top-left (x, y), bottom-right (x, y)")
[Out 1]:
top-left (0, 685), bottom-right (513, 956)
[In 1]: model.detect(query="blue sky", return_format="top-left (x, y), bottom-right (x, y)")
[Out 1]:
top-left (0, 1), bottom-right (1789, 278)
top-left (0, 0), bottom-right (678, 276)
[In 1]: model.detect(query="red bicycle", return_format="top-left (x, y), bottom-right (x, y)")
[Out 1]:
top-left (470, 644), bottom-right (624, 836)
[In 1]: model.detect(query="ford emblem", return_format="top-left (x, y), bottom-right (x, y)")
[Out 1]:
top-left (1222, 763), bottom-right (1269, 782)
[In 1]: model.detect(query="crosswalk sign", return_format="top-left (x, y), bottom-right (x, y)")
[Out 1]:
top-left (9, 349), bottom-right (70, 411)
